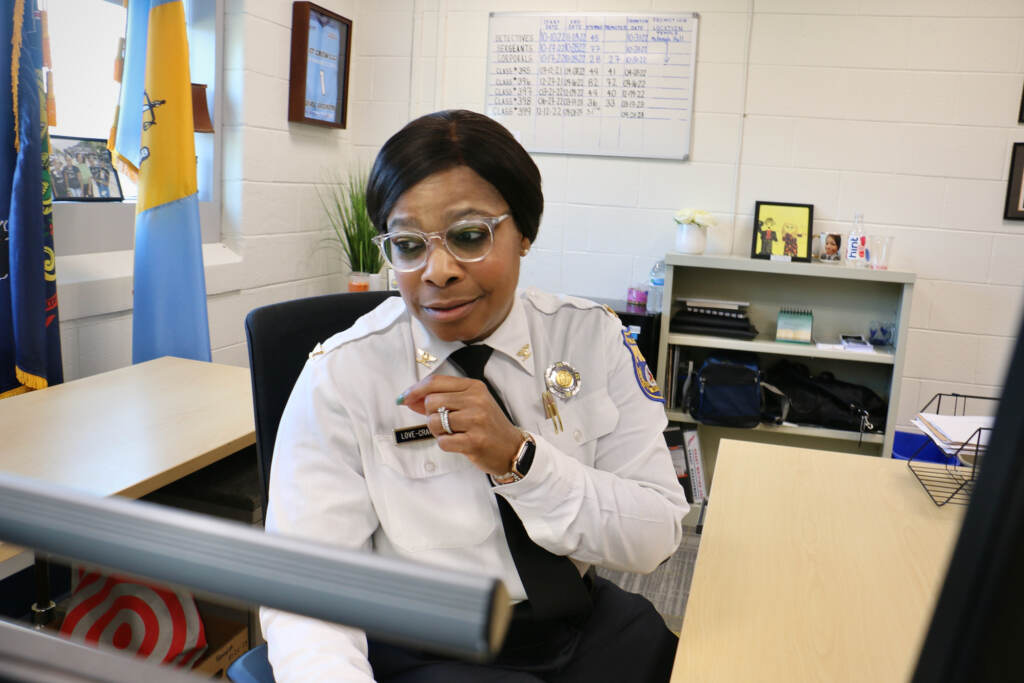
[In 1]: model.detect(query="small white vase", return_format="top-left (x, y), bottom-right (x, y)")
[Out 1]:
top-left (675, 222), bottom-right (707, 254)
top-left (704, 224), bottom-right (733, 255)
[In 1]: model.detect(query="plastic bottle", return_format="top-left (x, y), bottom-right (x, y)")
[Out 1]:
top-left (647, 260), bottom-right (665, 313)
top-left (846, 212), bottom-right (867, 267)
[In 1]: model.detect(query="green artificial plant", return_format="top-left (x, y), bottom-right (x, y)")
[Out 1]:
top-left (321, 169), bottom-right (383, 274)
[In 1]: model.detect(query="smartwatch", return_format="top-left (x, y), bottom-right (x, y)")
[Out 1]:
top-left (494, 431), bottom-right (536, 484)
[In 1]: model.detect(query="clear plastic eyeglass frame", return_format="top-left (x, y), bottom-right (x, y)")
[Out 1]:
top-left (372, 213), bottom-right (510, 272)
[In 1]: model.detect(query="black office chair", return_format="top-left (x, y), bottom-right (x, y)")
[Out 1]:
top-left (243, 290), bottom-right (398, 512)
top-left (227, 290), bottom-right (398, 683)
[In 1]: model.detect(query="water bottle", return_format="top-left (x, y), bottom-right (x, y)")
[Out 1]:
top-left (846, 212), bottom-right (867, 267)
top-left (648, 260), bottom-right (665, 313)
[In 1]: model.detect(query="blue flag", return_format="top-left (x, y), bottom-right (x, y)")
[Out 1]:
top-left (111, 0), bottom-right (210, 363)
top-left (1, 0), bottom-right (63, 398)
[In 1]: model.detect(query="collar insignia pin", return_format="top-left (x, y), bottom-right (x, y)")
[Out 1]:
top-left (516, 344), bottom-right (531, 361)
top-left (416, 348), bottom-right (438, 367)
top-left (544, 361), bottom-right (581, 400)
top-left (308, 342), bottom-right (324, 359)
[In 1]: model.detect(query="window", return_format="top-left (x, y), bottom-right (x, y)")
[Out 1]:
top-left (48, 0), bottom-right (137, 199)
top-left (47, 0), bottom-right (221, 256)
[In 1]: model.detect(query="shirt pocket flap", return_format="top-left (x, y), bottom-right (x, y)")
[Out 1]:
top-left (536, 391), bottom-right (619, 449)
top-left (374, 432), bottom-right (473, 479)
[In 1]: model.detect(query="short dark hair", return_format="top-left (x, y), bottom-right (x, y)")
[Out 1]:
top-left (366, 110), bottom-right (543, 243)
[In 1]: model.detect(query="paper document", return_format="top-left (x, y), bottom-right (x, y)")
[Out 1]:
top-left (912, 416), bottom-right (989, 467)
top-left (917, 413), bottom-right (993, 447)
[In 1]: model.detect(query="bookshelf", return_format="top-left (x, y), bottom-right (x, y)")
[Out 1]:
top-left (655, 254), bottom-right (915, 508)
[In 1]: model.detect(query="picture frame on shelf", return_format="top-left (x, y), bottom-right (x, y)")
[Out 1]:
top-left (288, 2), bottom-right (352, 129)
top-left (750, 201), bottom-right (814, 262)
top-left (1004, 142), bottom-right (1024, 221)
top-left (48, 136), bottom-right (123, 202)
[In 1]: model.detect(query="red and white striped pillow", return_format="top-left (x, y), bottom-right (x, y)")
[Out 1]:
top-left (59, 568), bottom-right (208, 668)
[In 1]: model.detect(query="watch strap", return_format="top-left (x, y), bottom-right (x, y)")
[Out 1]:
top-left (493, 431), bottom-right (535, 484)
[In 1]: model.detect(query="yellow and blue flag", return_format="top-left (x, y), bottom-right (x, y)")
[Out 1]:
top-left (1, 0), bottom-right (63, 398)
top-left (111, 0), bottom-right (210, 363)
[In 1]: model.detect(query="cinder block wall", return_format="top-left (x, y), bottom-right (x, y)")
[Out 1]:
top-left (57, 0), bottom-right (1024, 430)
top-left (378, 0), bottom-right (1024, 427)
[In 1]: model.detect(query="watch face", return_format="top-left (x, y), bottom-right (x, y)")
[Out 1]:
top-left (515, 441), bottom-right (536, 476)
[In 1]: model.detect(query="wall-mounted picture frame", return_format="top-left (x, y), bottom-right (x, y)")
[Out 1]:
top-left (48, 136), bottom-right (123, 202)
top-left (288, 2), bottom-right (352, 129)
top-left (751, 201), bottom-right (814, 262)
top-left (1018, 80), bottom-right (1024, 124)
top-left (1004, 142), bottom-right (1024, 221)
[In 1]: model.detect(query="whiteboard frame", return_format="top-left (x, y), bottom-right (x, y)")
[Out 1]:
top-left (486, 11), bottom-right (700, 161)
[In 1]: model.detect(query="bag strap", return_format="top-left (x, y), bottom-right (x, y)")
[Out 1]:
top-left (681, 360), bottom-right (694, 410)
top-left (760, 381), bottom-right (790, 425)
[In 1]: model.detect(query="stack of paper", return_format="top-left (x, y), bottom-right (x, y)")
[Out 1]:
top-left (911, 412), bottom-right (993, 466)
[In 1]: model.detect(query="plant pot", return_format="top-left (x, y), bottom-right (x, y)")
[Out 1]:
top-left (675, 222), bottom-right (707, 254)
top-left (368, 272), bottom-right (387, 291)
top-left (703, 224), bottom-right (732, 255)
top-left (347, 272), bottom-right (371, 292)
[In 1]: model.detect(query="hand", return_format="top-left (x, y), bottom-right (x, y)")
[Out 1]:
top-left (399, 375), bottom-right (523, 477)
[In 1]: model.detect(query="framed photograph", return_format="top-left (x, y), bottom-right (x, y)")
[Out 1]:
top-left (751, 201), bottom-right (814, 262)
top-left (288, 2), bottom-right (352, 129)
top-left (1005, 142), bottom-right (1024, 221)
top-left (818, 233), bottom-right (843, 262)
top-left (48, 136), bottom-right (123, 202)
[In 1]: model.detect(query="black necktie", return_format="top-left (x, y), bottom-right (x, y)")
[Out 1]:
top-left (448, 344), bottom-right (591, 621)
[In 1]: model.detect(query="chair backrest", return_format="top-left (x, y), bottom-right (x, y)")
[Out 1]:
top-left (244, 290), bottom-right (399, 512)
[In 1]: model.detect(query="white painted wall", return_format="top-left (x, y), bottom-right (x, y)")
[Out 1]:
top-left (53, 0), bottom-right (1024, 431)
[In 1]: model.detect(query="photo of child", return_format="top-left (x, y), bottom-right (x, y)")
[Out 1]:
top-left (818, 233), bottom-right (841, 262)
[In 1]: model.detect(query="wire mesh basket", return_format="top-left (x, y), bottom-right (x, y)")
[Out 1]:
top-left (907, 393), bottom-right (996, 507)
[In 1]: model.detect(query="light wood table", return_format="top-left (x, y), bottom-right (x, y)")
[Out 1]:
top-left (672, 440), bottom-right (965, 683)
top-left (0, 357), bottom-right (255, 569)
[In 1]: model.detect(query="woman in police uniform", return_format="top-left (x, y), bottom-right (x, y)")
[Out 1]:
top-left (261, 110), bottom-right (689, 682)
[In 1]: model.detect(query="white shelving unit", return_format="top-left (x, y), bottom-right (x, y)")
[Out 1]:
top-left (655, 254), bottom-right (915, 494)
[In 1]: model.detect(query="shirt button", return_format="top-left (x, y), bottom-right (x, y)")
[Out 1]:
top-left (573, 429), bottom-right (583, 442)
top-left (424, 461), bottom-right (436, 473)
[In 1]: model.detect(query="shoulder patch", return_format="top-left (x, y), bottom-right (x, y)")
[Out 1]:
top-left (621, 328), bottom-right (663, 403)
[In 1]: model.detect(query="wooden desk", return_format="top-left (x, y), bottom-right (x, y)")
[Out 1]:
top-left (672, 440), bottom-right (964, 683)
top-left (0, 357), bottom-right (255, 567)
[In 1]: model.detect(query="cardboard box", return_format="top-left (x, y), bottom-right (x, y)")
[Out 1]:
top-left (191, 611), bottom-right (249, 679)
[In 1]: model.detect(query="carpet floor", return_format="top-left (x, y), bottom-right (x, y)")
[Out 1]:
top-left (595, 525), bottom-right (701, 633)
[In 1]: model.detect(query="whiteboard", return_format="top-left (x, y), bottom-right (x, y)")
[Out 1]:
top-left (485, 12), bottom-right (698, 160)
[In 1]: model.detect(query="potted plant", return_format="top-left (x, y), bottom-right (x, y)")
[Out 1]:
top-left (321, 169), bottom-right (384, 291)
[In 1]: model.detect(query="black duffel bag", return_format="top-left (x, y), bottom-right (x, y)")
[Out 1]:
top-left (763, 360), bottom-right (886, 433)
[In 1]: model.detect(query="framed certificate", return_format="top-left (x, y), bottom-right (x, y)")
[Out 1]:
top-left (288, 2), bottom-right (352, 128)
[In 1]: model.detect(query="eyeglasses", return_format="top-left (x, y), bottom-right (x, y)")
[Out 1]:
top-left (372, 214), bottom-right (510, 272)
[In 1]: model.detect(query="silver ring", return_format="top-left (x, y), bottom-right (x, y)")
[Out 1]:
top-left (438, 406), bottom-right (453, 435)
